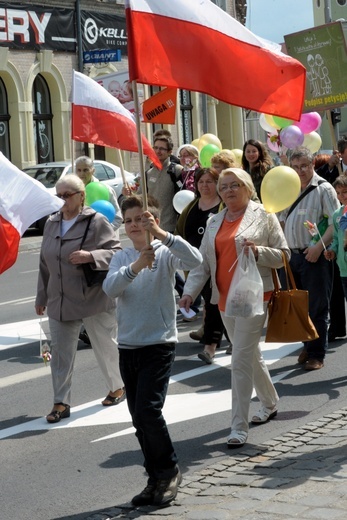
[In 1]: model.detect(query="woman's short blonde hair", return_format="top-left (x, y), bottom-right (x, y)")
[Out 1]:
top-left (217, 168), bottom-right (255, 198)
top-left (56, 174), bottom-right (85, 193)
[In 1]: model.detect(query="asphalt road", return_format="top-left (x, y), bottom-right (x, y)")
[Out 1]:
top-left (1, 231), bottom-right (347, 520)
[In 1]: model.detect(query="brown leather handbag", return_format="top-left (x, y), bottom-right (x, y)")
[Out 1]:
top-left (265, 253), bottom-right (319, 343)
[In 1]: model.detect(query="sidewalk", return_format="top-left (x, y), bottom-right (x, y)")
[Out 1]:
top-left (85, 408), bottom-right (347, 520)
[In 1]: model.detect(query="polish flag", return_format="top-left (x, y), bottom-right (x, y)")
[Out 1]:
top-left (125, 0), bottom-right (306, 121)
top-left (71, 71), bottom-right (161, 168)
top-left (0, 153), bottom-right (64, 275)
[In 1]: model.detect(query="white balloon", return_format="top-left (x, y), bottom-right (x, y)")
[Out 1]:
top-left (259, 113), bottom-right (277, 133)
top-left (173, 190), bottom-right (195, 214)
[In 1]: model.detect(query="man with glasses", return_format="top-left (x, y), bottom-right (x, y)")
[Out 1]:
top-left (278, 146), bottom-right (340, 370)
top-left (138, 135), bottom-right (183, 233)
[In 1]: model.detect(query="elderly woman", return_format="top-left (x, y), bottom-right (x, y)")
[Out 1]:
top-left (177, 144), bottom-right (200, 192)
top-left (180, 168), bottom-right (290, 448)
top-left (35, 175), bottom-right (124, 423)
top-left (175, 167), bottom-right (225, 363)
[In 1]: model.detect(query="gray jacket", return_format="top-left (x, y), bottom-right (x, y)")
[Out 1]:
top-left (36, 207), bottom-right (121, 321)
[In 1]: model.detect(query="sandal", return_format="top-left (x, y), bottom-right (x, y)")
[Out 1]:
top-left (251, 405), bottom-right (278, 424)
top-left (46, 403), bottom-right (70, 423)
top-left (226, 430), bottom-right (248, 449)
top-left (102, 388), bottom-right (126, 406)
top-left (198, 351), bottom-right (215, 365)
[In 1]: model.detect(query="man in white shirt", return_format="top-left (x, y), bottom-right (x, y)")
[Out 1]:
top-left (278, 146), bottom-right (340, 371)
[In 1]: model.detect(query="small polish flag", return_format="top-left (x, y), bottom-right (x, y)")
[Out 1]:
top-left (0, 153), bottom-right (64, 274)
top-left (71, 71), bottom-right (161, 169)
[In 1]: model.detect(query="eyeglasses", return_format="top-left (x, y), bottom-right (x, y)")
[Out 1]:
top-left (56, 191), bottom-right (81, 200)
top-left (153, 146), bottom-right (169, 152)
top-left (291, 164), bottom-right (311, 173)
top-left (219, 182), bottom-right (243, 192)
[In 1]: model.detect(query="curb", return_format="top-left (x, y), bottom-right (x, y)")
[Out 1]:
top-left (83, 407), bottom-right (347, 519)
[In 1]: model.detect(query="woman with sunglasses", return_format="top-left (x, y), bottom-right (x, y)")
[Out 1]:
top-left (35, 175), bottom-right (124, 423)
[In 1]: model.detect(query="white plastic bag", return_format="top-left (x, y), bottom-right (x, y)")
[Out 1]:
top-left (225, 248), bottom-right (264, 318)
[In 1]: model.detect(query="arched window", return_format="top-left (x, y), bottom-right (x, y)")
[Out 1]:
top-left (32, 74), bottom-right (54, 163)
top-left (0, 78), bottom-right (11, 160)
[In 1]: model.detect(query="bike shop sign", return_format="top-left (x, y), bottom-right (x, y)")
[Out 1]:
top-left (0, 4), bottom-right (75, 51)
top-left (81, 11), bottom-right (127, 63)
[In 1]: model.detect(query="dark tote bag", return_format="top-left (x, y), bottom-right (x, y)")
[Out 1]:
top-left (265, 252), bottom-right (319, 343)
top-left (80, 215), bottom-right (108, 287)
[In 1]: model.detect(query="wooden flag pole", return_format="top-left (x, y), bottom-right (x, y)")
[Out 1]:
top-left (132, 79), bottom-right (150, 244)
top-left (116, 148), bottom-right (128, 188)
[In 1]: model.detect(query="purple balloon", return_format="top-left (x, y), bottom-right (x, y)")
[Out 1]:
top-left (280, 125), bottom-right (304, 149)
top-left (294, 112), bottom-right (322, 134)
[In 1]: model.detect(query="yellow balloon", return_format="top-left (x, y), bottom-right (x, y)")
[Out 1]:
top-left (303, 131), bottom-right (322, 153)
top-left (191, 138), bottom-right (200, 149)
top-left (230, 148), bottom-right (243, 164)
top-left (261, 166), bottom-right (301, 213)
top-left (198, 133), bottom-right (222, 151)
top-left (265, 114), bottom-right (281, 130)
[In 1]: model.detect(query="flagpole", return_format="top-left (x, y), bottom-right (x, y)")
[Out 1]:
top-left (132, 79), bottom-right (150, 245)
top-left (116, 148), bottom-right (128, 188)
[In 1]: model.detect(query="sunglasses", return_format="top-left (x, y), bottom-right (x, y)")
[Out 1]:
top-left (56, 191), bottom-right (81, 200)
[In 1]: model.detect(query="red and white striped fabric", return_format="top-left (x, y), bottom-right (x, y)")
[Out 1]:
top-left (125, 0), bottom-right (306, 120)
top-left (0, 153), bottom-right (63, 274)
top-left (71, 71), bottom-right (161, 168)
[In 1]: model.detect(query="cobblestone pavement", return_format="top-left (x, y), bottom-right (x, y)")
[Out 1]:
top-left (83, 408), bottom-right (347, 520)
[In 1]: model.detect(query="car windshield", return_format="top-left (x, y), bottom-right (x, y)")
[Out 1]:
top-left (23, 167), bottom-right (65, 188)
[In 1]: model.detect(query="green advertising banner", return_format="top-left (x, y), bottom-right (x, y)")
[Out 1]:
top-left (284, 22), bottom-right (347, 112)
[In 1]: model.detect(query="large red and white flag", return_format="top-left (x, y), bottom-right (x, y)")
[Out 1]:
top-left (71, 71), bottom-right (161, 168)
top-left (0, 153), bottom-right (64, 275)
top-left (125, 0), bottom-right (306, 120)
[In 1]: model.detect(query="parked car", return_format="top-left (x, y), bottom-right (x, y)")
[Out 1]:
top-left (23, 160), bottom-right (135, 232)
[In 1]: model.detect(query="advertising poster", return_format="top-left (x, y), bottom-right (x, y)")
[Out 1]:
top-left (285, 22), bottom-right (347, 112)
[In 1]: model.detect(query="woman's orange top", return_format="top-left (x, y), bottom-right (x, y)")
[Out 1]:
top-left (216, 217), bottom-right (242, 312)
top-left (215, 217), bottom-right (272, 312)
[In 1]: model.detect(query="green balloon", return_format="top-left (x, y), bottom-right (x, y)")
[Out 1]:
top-left (199, 144), bottom-right (221, 168)
top-left (272, 116), bottom-right (294, 129)
top-left (85, 182), bottom-right (109, 206)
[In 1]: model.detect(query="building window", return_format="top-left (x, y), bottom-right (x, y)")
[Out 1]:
top-left (180, 90), bottom-right (193, 144)
top-left (336, 0), bottom-right (346, 5)
top-left (32, 74), bottom-right (54, 163)
top-left (211, 0), bottom-right (226, 9)
top-left (0, 78), bottom-right (11, 160)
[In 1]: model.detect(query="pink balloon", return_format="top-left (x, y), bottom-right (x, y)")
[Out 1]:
top-left (280, 125), bottom-right (304, 149)
top-left (294, 112), bottom-right (322, 134)
top-left (267, 135), bottom-right (281, 153)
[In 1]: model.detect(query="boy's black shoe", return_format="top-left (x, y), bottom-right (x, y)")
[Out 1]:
top-left (131, 479), bottom-right (157, 506)
top-left (153, 470), bottom-right (182, 506)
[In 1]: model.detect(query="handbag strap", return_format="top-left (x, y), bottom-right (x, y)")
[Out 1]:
top-left (286, 180), bottom-right (326, 219)
top-left (80, 215), bottom-right (93, 250)
top-left (271, 251), bottom-right (297, 291)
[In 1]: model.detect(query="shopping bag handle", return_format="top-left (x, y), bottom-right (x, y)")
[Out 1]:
top-left (271, 251), bottom-right (296, 292)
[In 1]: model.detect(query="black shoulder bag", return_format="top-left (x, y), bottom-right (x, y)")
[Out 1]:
top-left (80, 216), bottom-right (108, 287)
